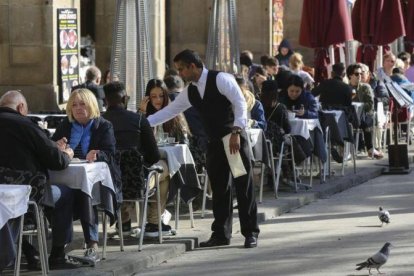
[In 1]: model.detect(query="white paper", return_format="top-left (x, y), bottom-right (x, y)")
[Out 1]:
top-left (222, 133), bottom-right (247, 178)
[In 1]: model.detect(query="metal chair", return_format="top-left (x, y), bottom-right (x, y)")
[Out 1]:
top-left (198, 168), bottom-right (211, 218)
top-left (103, 149), bottom-right (163, 253)
top-left (265, 135), bottom-right (299, 197)
top-left (15, 201), bottom-right (49, 276)
top-left (0, 167), bottom-right (49, 274)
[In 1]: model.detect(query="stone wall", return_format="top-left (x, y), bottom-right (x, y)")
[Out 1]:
top-left (0, 0), bottom-right (80, 112)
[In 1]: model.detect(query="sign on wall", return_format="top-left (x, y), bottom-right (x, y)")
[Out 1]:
top-left (272, 0), bottom-right (284, 56)
top-left (57, 8), bottom-right (80, 103)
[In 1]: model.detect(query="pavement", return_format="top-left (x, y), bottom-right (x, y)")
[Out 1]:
top-left (5, 144), bottom-right (414, 276)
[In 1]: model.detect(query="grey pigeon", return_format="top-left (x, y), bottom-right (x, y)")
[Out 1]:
top-left (356, 242), bottom-right (392, 275)
top-left (378, 206), bottom-right (390, 226)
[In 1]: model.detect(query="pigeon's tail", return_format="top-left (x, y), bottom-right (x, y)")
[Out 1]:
top-left (355, 261), bottom-right (368, 270)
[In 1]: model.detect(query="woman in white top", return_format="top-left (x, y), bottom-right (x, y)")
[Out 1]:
top-left (289, 52), bottom-right (314, 90)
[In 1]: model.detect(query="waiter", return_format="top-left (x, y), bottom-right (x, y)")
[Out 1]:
top-left (147, 49), bottom-right (259, 248)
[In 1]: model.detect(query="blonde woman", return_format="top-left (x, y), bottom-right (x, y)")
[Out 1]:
top-left (235, 75), bottom-right (267, 130)
top-left (51, 88), bottom-right (119, 265)
top-left (289, 52), bottom-right (314, 89)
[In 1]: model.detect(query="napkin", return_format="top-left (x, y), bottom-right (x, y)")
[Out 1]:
top-left (222, 133), bottom-right (247, 178)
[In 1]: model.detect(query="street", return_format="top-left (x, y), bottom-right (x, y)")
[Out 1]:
top-left (137, 171), bottom-right (414, 276)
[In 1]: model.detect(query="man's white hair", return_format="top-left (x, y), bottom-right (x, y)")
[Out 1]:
top-left (0, 90), bottom-right (27, 110)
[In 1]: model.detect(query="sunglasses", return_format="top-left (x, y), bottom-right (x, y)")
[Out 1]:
top-left (353, 72), bottom-right (362, 76)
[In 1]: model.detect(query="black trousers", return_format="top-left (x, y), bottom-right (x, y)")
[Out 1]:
top-left (206, 130), bottom-right (260, 240)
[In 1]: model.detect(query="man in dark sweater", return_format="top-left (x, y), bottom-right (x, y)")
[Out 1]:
top-left (148, 49), bottom-right (259, 248)
top-left (0, 90), bottom-right (76, 270)
top-left (312, 62), bottom-right (352, 108)
top-left (102, 82), bottom-right (161, 235)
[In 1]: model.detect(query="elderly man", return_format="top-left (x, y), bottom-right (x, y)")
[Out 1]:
top-left (72, 65), bottom-right (105, 111)
top-left (0, 90), bottom-right (78, 270)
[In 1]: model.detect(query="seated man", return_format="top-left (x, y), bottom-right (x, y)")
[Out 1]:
top-left (103, 82), bottom-right (172, 237)
top-left (0, 90), bottom-right (76, 270)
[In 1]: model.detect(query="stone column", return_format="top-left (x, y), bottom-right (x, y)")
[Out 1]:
top-left (148, 0), bottom-right (166, 79)
top-left (0, 0), bottom-right (80, 112)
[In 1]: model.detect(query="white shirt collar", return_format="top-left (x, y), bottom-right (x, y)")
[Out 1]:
top-left (193, 67), bottom-right (208, 88)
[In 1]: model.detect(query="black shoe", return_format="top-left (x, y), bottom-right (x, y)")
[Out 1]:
top-left (116, 220), bottom-right (132, 235)
top-left (144, 223), bottom-right (173, 237)
top-left (331, 148), bottom-right (343, 163)
top-left (26, 253), bottom-right (40, 270)
top-left (49, 255), bottom-right (81, 270)
top-left (244, 235), bottom-right (258, 248)
top-left (22, 241), bottom-right (40, 270)
top-left (199, 236), bottom-right (230, 247)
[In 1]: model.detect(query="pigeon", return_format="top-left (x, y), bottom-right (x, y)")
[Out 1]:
top-left (356, 242), bottom-right (392, 275)
top-left (378, 206), bottom-right (390, 226)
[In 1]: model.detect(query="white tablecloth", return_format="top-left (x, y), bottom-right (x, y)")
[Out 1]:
top-left (48, 162), bottom-right (115, 197)
top-left (352, 102), bottom-right (364, 120)
top-left (322, 110), bottom-right (343, 123)
top-left (158, 144), bottom-right (201, 203)
top-left (158, 144), bottom-right (196, 178)
top-left (289, 118), bottom-right (322, 140)
top-left (0, 185), bottom-right (31, 228)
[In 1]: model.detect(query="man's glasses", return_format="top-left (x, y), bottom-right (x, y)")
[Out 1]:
top-left (353, 72), bottom-right (362, 76)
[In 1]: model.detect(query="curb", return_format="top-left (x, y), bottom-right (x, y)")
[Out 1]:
top-left (42, 158), bottom-right (411, 276)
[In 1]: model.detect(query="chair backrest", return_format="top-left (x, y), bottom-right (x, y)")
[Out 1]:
top-left (0, 167), bottom-right (49, 205)
top-left (115, 148), bottom-right (146, 199)
top-left (44, 116), bottom-right (65, 128)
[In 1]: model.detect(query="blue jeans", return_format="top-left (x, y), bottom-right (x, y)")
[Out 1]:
top-left (51, 184), bottom-right (99, 246)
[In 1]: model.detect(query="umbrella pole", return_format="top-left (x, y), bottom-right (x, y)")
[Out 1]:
top-left (327, 45), bottom-right (335, 78)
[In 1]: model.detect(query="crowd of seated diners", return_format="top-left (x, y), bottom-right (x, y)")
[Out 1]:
top-left (1, 47), bottom-right (414, 273)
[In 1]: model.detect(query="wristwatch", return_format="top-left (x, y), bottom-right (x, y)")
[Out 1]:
top-left (231, 127), bottom-right (242, 135)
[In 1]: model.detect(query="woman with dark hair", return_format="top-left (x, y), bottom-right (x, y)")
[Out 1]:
top-left (252, 66), bottom-right (268, 98)
top-left (139, 78), bottom-right (190, 144)
top-left (138, 79), bottom-right (190, 237)
top-left (260, 80), bottom-right (290, 151)
top-left (280, 75), bottom-right (318, 119)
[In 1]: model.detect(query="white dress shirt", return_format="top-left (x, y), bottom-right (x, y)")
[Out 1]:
top-left (147, 67), bottom-right (247, 129)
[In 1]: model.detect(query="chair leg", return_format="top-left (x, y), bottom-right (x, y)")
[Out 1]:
top-left (288, 138), bottom-right (298, 193)
top-left (117, 208), bottom-right (124, 251)
top-left (102, 212), bottom-right (107, 260)
top-left (259, 163), bottom-right (265, 203)
top-left (175, 189), bottom-right (180, 230)
top-left (38, 209), bottom-right (49, 274)
top-left (274, 142), bottom-right (284, 198)
top-left (31, 203), bottom-right (47, 276)
top-left (139, 188), bottom-right (150, 251)
top-left (266, 140), bottom-right (278, 199)
top-left (201, 170), bottom-right (208, 218)
top-left (155, 175), bottom-right (162, 244)
top-left (14, 216), bottom-right (24, 276)
top-left (352, 142), bottom-right (357, 174)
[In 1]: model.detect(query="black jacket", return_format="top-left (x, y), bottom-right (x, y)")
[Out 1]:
top-left (102, 106), bottom-right (160, 166)
top-left (312, 76), bottom-right (352, 108)
top-left (52, 116), bottom-right (122, 203)
top-left (0, 107), bottom-right (70, 175)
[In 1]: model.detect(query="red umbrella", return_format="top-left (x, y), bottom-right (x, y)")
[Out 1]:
top-left (352, 0), bottom-right (405, 71)
top-left (401, 0), bottom-right (414, 53)
top-left (299, 0), bottom-right (353, 83)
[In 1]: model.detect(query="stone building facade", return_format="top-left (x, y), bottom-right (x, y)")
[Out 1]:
top-left (0, 0), bottom-right (307, 111)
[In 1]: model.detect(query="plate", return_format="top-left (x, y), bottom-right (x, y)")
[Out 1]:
top-left (71, 158), bottom-right (88, 164)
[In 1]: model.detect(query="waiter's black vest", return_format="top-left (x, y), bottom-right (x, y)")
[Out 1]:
top-left (188, 70), bottom-right (234, 141)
